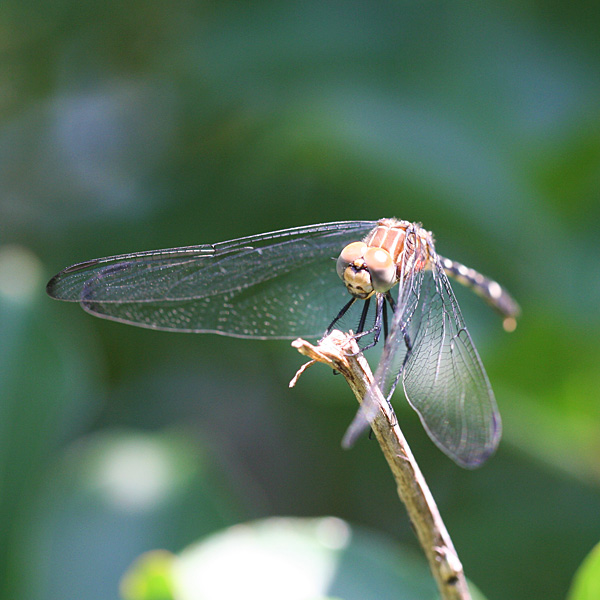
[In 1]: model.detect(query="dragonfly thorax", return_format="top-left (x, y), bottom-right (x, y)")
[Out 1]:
top-left (336, 241), bottom-right (397, 298)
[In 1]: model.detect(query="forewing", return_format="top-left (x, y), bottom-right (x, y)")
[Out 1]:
top-left (47, 221), bottom-right (376, 338)
top-left (401, 254), bottom-right (501, 468)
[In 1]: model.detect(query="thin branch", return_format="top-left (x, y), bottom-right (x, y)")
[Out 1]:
top-left (290, 330), bottom-right (471, 600)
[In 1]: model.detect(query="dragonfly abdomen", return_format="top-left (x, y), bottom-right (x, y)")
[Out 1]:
top-left (440, 256), bottom-right (520, 331)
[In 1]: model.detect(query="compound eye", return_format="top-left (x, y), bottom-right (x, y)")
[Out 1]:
top-left (336, 242), bottom-right (367, 280)
top-left (364, 247), bottom-right (396, 292)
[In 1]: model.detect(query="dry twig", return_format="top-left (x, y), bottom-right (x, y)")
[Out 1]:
top-left (290, 330), bottom-right (471, 600)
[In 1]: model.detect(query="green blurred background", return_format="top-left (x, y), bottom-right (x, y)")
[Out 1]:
top-left (1, 1), bottom-right (600, 599)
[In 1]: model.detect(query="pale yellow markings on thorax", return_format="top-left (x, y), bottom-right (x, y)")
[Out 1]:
top-left (366, 224), bottom-right (407, 264)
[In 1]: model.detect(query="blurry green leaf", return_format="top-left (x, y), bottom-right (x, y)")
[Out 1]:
top-left (22, 429), bottom-right (241, 600)
top-left (124, 516), bottom-right (437, 600)
top-left (568, 542), bottom-right (600, 600)
top-left (497, 316), bottom-right (600, 484)
top-left (0, 244), bottom-right (103, 600)
top-left (122, 516), bottom-right (489, 600)
top-left (120, 550), bottom-right (175, 600)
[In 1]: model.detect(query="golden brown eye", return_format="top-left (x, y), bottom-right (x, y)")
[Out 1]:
top-left (364, 247), bottom-right (396, 292)
top-left (336, 242), bottom-right (367, 280)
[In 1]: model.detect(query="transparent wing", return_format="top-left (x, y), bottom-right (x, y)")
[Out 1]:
top-left (47, 221), bottom-right (376, 338)
top-left (399, 251), bottom-right (501, 468)
top-left (344, 229), bottom-right (501, 468)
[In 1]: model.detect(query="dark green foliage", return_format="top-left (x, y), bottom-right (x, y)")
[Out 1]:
top-left (2, 2), bottom-right (600, 599)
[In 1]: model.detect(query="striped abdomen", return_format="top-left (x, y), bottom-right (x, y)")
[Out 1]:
top-left (440, 256), bottom-right (521, 331)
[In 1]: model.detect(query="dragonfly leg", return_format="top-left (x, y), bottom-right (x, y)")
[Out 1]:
top-left (373, 323), bottom-right (413, 434)
top-left (356, 297), bottom-right (371, 335)
top-left (350, 294), bottom-right (385, 353)
top-left (385, 324), bottom-right (414, 404)
top-left (382, 291), bottom-right (397, 342)
top-left (323, 297), bottom-right (356, 339)
top-left (385, 291), bottom-right (396, 312)
top-left (401, 324), bottom-right (413, 352)
top-left (382, 299), bottom-right (388, 341)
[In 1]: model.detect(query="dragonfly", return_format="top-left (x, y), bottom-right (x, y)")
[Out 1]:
top-left (47, 218), bottom-right (519, 468)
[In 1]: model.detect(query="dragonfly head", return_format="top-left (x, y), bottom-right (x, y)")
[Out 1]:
top-left (336, 241), bottom-right (397, 299)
